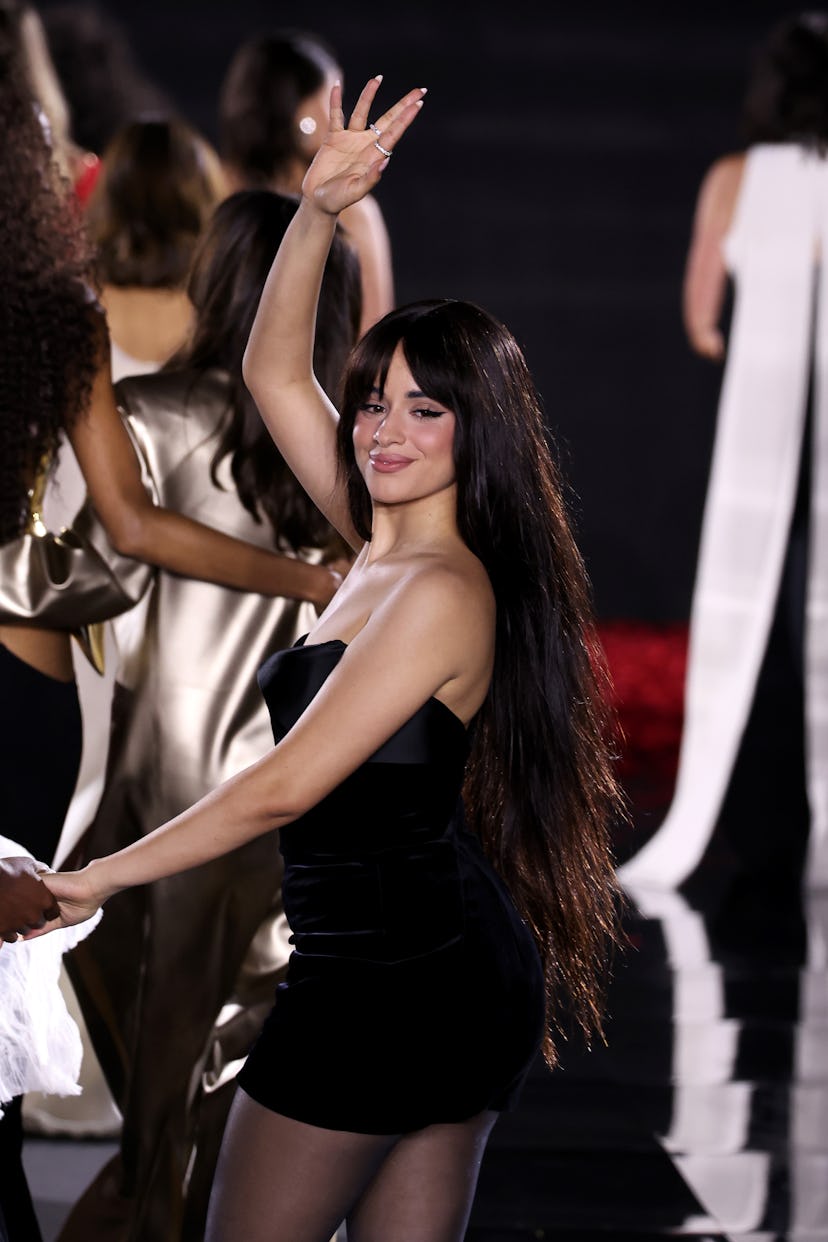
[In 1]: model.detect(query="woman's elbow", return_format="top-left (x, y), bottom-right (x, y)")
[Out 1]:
top-left (255, 762), bottom-right (318, 825)
top-left (270, 786), bottom-right (315, 824)
top-left (103, 509), bottom-right (153, 560)
top-left (241, 342), bottom-right (263, 397)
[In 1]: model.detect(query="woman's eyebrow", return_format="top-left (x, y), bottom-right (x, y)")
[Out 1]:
top-left (368, 386), bottom-right (430, 399)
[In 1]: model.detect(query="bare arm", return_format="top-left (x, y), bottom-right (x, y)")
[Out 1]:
top-left (36, 568), bottom-right (492, 926)
top-left (70, 358), bottom-right (340, 608)
top-left (242, 77), bottom-right (426, 550)
top-left (682, 153), bottom-right (745, 361)
top-left (340, 194), bottom-right (394, 333)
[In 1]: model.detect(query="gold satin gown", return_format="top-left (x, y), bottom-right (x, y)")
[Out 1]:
top-left (0, 367), bottom-right (323, 1241)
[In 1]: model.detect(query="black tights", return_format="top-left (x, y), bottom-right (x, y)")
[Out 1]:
top-left (0, 1099), bottom-right (42, 1242)
top-left (206, 1090), bottom-right (497, 1242)
top-left (0, 647), bottom-right (80, 1242)
top-left (0, 643), bottom-right (82, 864)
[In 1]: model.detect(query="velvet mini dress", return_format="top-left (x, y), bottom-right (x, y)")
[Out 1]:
top-left (237, 637), bottom-right (545, 1134)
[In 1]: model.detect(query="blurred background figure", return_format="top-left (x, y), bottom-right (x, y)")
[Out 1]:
top-left (1, 0), bottom-right (346, 1167)
top-left (3, 189), bottom-right (359, 1242)
top-left (14, 0), bottom-right (75, 178)
top-left (45, 113), bottom-right (226, 959)
top-left (86, 115), bottom-right (226, 382)
top-left (0, 5), bottom-right (100, 1228)
top-left (218, 28), bottom-right (393, 332)
top-left (619, 12), bottom-right (828, 894)
top-left (40, 0), bottom-right (170, 201)
top-left (1, 0), bottom-right (313, 1231)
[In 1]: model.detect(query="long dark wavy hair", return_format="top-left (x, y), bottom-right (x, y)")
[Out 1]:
top-left (171, 190), bottom-right (361, 551)
top-left (218, 29), bottom-right (339, 186)
top-left (743, 11), bottom-right (828, 149)
top-left (0, 0), bottom-right (103, 545)
top-left (338, 300), bottom-right (623, 1065)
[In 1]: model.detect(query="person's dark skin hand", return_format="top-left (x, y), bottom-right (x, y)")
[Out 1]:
top-left (0, 857), bottom-right (60, 945)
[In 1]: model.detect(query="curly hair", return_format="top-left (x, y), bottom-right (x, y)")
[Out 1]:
top-left (743, 11), bottom-right (828, 148)
top-left (0, 0), bottom-right (103, 545)
top-left (339, 300), bottom-right (625, 1066)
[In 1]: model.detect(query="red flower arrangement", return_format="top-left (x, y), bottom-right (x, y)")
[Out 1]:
top-left (597, 620), bottom-right (688, 815)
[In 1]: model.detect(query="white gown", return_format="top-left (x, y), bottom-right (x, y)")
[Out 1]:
top-left (0, 836), bottom-right (99, 1114)
top-left (619, 143), bottom-right (828, 892)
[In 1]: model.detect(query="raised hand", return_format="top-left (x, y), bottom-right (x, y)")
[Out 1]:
top-left (0, 856), bottom-right (60, 944)
top-left (302, 77), bottom-right (427, 217)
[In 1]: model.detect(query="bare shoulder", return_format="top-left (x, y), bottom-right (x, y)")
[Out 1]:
top-left (695, 151), bottom-right (747, 231)
top-left (705, 151), bottom-right (747, 181)
top-left (383, 551), bottom-right (495, 658)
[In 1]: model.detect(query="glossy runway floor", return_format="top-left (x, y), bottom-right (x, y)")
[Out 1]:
top-left (24, 865), bottom-right (827, 1240)
top-left (468, 868), bottom-right (828, 1240)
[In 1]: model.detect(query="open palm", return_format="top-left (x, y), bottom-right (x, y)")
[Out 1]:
top-left (303, 77), bottom-right (426, 216)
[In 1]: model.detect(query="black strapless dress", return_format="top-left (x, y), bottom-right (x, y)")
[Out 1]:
top-left (236, 638), bottom-right (545, 1134)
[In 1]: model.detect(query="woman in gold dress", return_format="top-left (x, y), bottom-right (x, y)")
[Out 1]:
top-left (0, 3), bottom-right (344, 1233)
top-left (1, 190), bottom-right (361, 1241)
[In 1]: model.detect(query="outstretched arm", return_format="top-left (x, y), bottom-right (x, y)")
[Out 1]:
top-left (35, 566), bottom-right (490, 931)
top-left (70, 357), bottom-right (342, 608)
top-left (243, 77), bottom-right (426, 549)
top-left (682, 153), bottom-right (744, 361)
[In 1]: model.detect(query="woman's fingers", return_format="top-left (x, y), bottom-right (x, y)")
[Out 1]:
top-left (372, 86), bottom-right (428, 135)
top-left (347, 74), bottom-right (383, 131)
top-left (343, 75), bottom-right (428, 149)
top-left (328, 80), bottom-right (346, 132)
top-left (40, 888), bottom-right (60, 922)
top-left (368, 97), bottom-right (426, 161)
top-left (1, 915), bottom-right (46, 941)
top-left (19, 912), bottom-right (66, 941)
top-left (310, 79), bottom-right (427, 211)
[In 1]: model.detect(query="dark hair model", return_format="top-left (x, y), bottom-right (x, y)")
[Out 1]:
top-left (86, 116), bottom-right (225, 288)
top-left (743, 10), bottom-right (828, 147)
top-left (338, 300), bottom-right (623, 1064)
top-left (42, 2), bottom-right (171, 155)
top-left (0, 0), bottom-right (102, 544)
top-left (219, 29), bottom-right (339, 187)
top-left (178, 190), bottom-right (361, 551)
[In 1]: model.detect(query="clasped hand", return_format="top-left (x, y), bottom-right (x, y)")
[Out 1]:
top-left (0, 856), bottom-right (58, 944)
top-left (0, 860), bottom-right (100, 945)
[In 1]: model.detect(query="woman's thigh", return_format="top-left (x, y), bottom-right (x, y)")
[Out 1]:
top-left (205, 1089), bottom-right (399, 1242)
top-left (346, 1110), bottom-right (498, 1242)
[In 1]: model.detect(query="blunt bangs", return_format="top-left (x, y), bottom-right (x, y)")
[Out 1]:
top-left (336, 298), bottom-right (538, 544)
top-left (342, 299), bottom-right (508, 430)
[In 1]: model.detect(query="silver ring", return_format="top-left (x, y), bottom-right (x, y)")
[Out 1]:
top-left (373, 138), bottom-right (392, 158)
top-left (369, 123), bottom-right (382, 137)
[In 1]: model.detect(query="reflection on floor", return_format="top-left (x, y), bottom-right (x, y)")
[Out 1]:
top-left (468, 867), bottom-right (828, 1240)
top-left (24, 867), bottom-right (827, 1240)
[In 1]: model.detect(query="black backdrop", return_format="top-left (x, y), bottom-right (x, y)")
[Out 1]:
top-left (41, 0), bottom-right (797, 619)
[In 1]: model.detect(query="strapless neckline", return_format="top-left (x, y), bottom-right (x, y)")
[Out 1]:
top-left (295, 634), bottom-right (470, 736)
